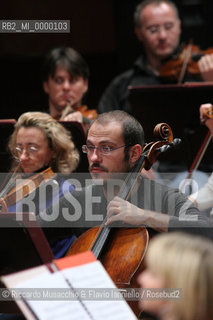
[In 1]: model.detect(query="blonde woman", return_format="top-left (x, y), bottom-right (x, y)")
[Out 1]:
top-left (138, 232), bottom-right (213, 320)
top-left (0, 111), bottom-right (79, 258)
top-left (8, 111), bottom-right (79, 174)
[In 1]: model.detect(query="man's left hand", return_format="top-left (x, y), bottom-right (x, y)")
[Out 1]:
top-left (106, 196), bottom-right (146, 226)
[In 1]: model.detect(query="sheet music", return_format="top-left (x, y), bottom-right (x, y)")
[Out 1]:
top-left (15, 271), bottom-right (93, 320)
top-left (14, 260), bottom-right (137, 320)
top-left (63, 260), bottom-right (137, 320)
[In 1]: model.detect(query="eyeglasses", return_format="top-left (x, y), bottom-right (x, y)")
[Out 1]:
top-left (146, 22), bottom-right (175, 35)
top-left (15, 146), bottom-right (40, 156)
top-left (82, 144), bottom-right (127, 155)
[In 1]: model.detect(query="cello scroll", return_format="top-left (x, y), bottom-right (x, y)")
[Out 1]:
top-left (143, 123), bottom-right (180, 170)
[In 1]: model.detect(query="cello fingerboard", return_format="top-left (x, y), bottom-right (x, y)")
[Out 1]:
top-left (91, 226), bottom-right (111, 258)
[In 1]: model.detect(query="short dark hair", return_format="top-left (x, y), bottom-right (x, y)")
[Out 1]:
top-left (90, 110), bottom-right (144, 161)
top-left (42, 47), bottom-right (90, 82)
top-left (134, 0), bottom-right (179, 28)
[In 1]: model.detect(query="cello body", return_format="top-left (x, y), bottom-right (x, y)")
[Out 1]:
top-left (67, 226), bottom-right (149, 316)
top-left (67, 227), bottom-right (148, 286)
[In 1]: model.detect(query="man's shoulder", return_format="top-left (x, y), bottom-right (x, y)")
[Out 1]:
top-left (139, 176), bottom-right (188, 201)
top-left (69, 183), bottom-right (103, 199)
top-left (139, 176), bottom-right (177, 191)
top-left (110, 68), bottom-right (135, 86)
top-left (110, 56), bottom-right (146, 85)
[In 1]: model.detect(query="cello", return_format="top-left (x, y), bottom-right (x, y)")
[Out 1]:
top-left (66, 123), bottom-right (180, 316)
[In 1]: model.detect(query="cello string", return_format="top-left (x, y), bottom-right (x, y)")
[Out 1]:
top-left (89, 125), bottom-right (173, 253)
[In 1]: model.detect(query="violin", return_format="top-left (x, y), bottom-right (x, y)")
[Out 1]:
top-left (75, 105), bottom-right (98, 121)
top-left (65, 123), bottom-right (180, 317)
top-left (0, 167), bottom-right (55, 208)
top-left (159, 43), bottom-right (213, 83)
top-left (60, 100), bottom-right (97, 122)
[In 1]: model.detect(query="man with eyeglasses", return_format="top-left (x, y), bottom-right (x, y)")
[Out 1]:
top-left (38, 110), bottom-right (213, 242)
top-left (98, 0), bottom-right (213, 114)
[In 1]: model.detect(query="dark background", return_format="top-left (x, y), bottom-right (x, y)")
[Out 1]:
top-left (1, 0), bottom-right (213, 119)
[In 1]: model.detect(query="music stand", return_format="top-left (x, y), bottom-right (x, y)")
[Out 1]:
top-left (0, 212), bottom-right (53, 276)
top-left (0, 212), bottom-right (54, 313)
top-left (0, 120), bottom-right (16, 173)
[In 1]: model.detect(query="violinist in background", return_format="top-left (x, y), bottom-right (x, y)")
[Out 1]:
top-left (0, 111), bottom-right (79, 258)
top-left (189, 103), bottom-right (213, 215)
top-left (42, 46), bottom-right (97, 131)
top-left (98, 0), bottom-right (213, 114)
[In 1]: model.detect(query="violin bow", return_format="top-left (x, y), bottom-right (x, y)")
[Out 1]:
top-left (59, 99), bottom-right (73, 120)
top-left (180, 131), bottom-right (212, 193)
top-left (178, 43), bottom-right (192, 84)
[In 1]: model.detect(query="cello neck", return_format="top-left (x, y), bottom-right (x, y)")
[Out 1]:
top-left (91, 226), bottom-right (111, 258)
top-left (90, 152), bottom-right (147, 258)
top-left (89, 123), bottom-right (176, 258)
